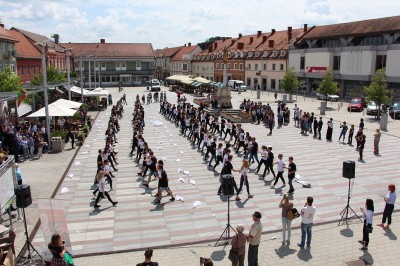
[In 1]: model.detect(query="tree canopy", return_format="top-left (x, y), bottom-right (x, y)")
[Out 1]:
top-left (31, 66), bottom-right (66, 86)
top-left (280, 66), bottom-right (299, 95)
top-left (317, 69), bottom-right (338, 101)
top-left (364, 68), bottom-right (390, 118)
top-left (197, 36), bottom-right (224, 50)
top-left (0, 66), bottom-right (22, 92)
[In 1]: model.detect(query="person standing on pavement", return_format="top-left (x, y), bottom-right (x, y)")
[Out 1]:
top-left (317, 117), bottom-right (323, 140)
top-left (373, 128), bottom-right (381, 155)
top-left (235, 159), bottom-right (253, 200)
top-left (348, 124), bottom-right (354, 145)
top-left (271, 154), bottom-right (286, 188)
top-left (93, 170), bottom-right (118, 208)
top-left (298, 196), bottom-right (316, 248)
top-left (247, 211), bottom-right (263, 266)
top-left (326, 118), bottom-right (333, 141)
top-left (377, 184), bottom-right (396, 229)
top-left (155, 165), bottom-right (175, 204)
top-left (313, 117), bottom-right (318, 138)
top-left (338, 121), bottom-right (348, 142)
top-left (286, 157), bottom-right (296, 194)
top-left (15, 163), bottom-right (22, 185)
top-left (231, 225), bottom-right (247, 266)
top-left (359, 198), bottom-right (374, 250)
top-left (279, 194), bottom-right (293, 245)
top-left (358, 135), bottom-right (366, 161)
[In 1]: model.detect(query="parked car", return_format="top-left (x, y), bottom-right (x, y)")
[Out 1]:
top-left (389, 102), bottom-right (400, 119)
top-left (150, 79), bottom-right (161, 91)
top-left (316, 93), bottom-right (340, 101)
top-left (366, 101), bottom-right (381, 116)
top-left (347, 98), bottom-right (364, 112)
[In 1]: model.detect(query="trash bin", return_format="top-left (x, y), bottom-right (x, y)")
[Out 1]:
top-left (51, 137), bottom-right (64, 152)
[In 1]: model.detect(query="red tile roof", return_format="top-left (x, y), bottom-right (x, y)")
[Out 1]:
top-left (12, 27), bottom-right (66, 53)
top-left (302, 15), bottom-right (400, 39)
top-left (0, 27), bottom-right (16, 42)
top-left (61, 42), bottom-right (155, 58)
top-left (258, 28), bottom-right (305, 51)
top-left (170, 45), bottom-right (200, 61)
top-left (155, 47), bottom-right (181, 57)
top-left (9, 29), bottom-right (41, 59)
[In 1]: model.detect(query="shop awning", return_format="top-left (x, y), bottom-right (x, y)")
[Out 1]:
top-left (50, 99), bottom-right (82, 109)
top-left (27, 105), bottom-right (77, 117)
top-left (194, 77), bottom-right (211, 84)
top-left (69, 86), bottom-right (90, 95)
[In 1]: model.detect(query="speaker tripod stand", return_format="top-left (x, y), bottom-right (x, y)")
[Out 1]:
top-left (215, 176), bottom-right (236, 246)
top-left (16, 208), bottom-right (42, 265)
top-left (338, 178), bottom-right (362, 225)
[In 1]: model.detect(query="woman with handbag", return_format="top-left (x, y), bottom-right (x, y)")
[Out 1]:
top-left (279, 194), bottom-right (293, 245)
top-left (359, 198), bottom-right (374, 250)
top-left (230, 225), bottom-right (246, 266)
top-left (48, 234), bottom-right (67, 266)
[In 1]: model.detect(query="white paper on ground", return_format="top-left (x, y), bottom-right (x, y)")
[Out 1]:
top-left (189, 179), bottom-right (196, 185)
top-left (80, 151), bottom-right (88, 154)
top-left (60, 187), bottom-right (69, 194)
top-left (178, 151), bottom-right (184, 154)
top-left (169, 139), bottom-right (172, 142)
top-left (177, 168), bottom-right (183, 173)
top-left (159, 141), bottom-right (163, 144)
top-left (178, 177), bottom-right (185, 183)
top-left (92, 139), bottom-right (96, 141)
top-left (169, 134), bottom-right (173, 137)
top-left (183, 170), bottom-right (190, 175)
top-left (162, 156), bottom-right (167, 161)
top-left (85, 145), bottom-right (90, 148)
top-left (176, 195), bottom-right (184, 202)
top-left (74, 161), bottom-right (81, 166)
top-left (174, 144), bottom-right (178, 147)
top-left (193, 201), bottom-right (205, 209)
top-left (67, 173), bottom-right (74, 178)
top-left (158, 147), bottom-right (162, 150)
top-left (176, 158), bottom-right (181, 163)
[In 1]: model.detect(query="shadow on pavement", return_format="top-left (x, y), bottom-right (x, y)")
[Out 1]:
top-left (340, 227), bottom-right (354, 237)
top-left (275, 244), bottom-right (297, 258)
top-left (359, 250), bottom-right (374, 265)
top-left (297, 247), bottom-right (312, 261)
top-left (383, 229), bottom-right (397, 240)
top-left (210, 249), bottom-right (227, 262)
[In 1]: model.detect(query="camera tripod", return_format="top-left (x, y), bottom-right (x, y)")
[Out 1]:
top-left (338, 178), bottom-right (362, 225)
top-left (16, 208), bottom-right (42, 265)
top-left (215, 175), bottom-right (236, 246)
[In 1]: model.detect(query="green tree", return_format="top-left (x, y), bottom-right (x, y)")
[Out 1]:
top-left (364, 68), bottom-right (390, 119)
top-left (317, 69), bottom-right (338, 102)
top-left (197, 36), bottom-right (224, 50)
top-left (0, 66), bottom-right (22, 92)
top-left (31, 66), bottom-right (66, 86)
top-left (280, 66), bottom-right (299, 97)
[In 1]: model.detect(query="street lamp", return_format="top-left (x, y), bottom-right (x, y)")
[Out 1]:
top-left (62, 48), bottom-right (73, 100)
top-left (35, 42), bottom-right (52, 149)
top-left (88, 55), bottom-right (93, 90)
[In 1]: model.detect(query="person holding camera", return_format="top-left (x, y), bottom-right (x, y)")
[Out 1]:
top-left (230, 225), bottom-right (247, 266)
top-left (247, 211), bottom-right (263, 266)
top-left (279, 194), bottom-right (293, 245)
top-left (48, 234), bottom-right (67, 266)
top-left (298, 196), bottom-right (316, 248)
top-left (359, 199), bottom-right (374, 250)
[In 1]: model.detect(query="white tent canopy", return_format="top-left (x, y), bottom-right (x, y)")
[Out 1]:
top-left (193, 77), bottom-right (211, 84)
top-left (27, 105), bottom-right (77, 117)
top-left (50, 99), bottom-right (82, 109)
top-left (85, 90), bottom-right (109, 97)
top-left (69, 86), bottom-right (90, 95)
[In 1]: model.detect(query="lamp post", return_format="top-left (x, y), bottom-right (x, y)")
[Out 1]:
top-left (63, 48), bottom-right (72, 100)
top-left (79, 54), bottom-right (84, 103)
top-left (93, 57), bottom-right (97, 89)
top-left (88, 56), bottom-right (92, 90)
top-left (37, 42), bottom-right (52, 149)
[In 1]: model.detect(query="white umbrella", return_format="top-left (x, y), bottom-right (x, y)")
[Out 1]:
top-left (50, 99), bottom-right (82, 109)
top-left (27, 105), bottom-right (77, 117)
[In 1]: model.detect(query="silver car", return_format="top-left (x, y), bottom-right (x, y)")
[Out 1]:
top-left (366, 101), bottom-right (380, 116)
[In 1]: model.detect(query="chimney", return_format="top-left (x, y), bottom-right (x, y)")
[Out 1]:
top-left (238, 33), bottom-right (242, 38)
top-left (214, 42), bottom-right (218, 50)
top-left (100, 38), bottom-right (105, 44)
top-left (257, 31), bottom-right (262, 37)
top-left (237, 42), bottom-right (244, 50)
top-left (231, 39), bottom-right (235, 45)
top-left (222, 37), bottom-right (226, 41)
top-left (262, 36), bottom-right (268, 43)
top-left (268, 40), bottom-right (274, 48)
top-left (250, 37), bottom-right (253, 43)
top-left (52, 34), bottom-right (60, 44)
top-left (303, 24), bottom-right (308, 33)
top-left (287, 26), bottom-right (292, 41)
top-left (184, 43), bottom-right (187, 47)
top-left (188, 42), bottom-right (191, 46)
top-left (0, 24), bottom-right (4, 28)
top-left (208, 45), bottom-right (212, 52)
top-left (271, 29), bottom-right (276, 34)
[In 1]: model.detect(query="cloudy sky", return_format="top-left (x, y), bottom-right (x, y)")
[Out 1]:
top-left (0, 0), bottom-right (398, 49)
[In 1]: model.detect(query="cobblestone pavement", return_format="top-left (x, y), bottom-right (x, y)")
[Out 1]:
top-left (7, 87), bottom-right (397, 265)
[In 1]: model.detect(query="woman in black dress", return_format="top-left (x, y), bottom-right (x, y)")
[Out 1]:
top-left (326, 118), bottom-right (333, 141)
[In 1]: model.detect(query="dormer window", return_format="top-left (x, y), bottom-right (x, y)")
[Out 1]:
top-left (234, 51), bottom-right (239, 58)
top-left (248, 52), bottom-right (253, 58)
top-left (272, 51), bottom-right (278, 57)
top-left (240, 51), bottom-right (244, 58)
top-left (263, 51), bottom-right (268, 57)
top-left (255, 52), bottom-right (259, 57)
top-left (280, 50), bottom-right (286, 56)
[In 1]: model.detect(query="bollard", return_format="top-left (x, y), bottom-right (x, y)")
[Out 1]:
top-left (338, 104), bottom-right (340, 111)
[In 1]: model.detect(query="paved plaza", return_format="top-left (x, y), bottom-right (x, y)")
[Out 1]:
top-left (6, 87), bottom-right (399, 265)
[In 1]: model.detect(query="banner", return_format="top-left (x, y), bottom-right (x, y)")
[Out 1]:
top-left (38, 198), bottom-right (72, 254)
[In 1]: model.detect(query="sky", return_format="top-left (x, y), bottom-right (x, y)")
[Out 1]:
top-left (0, 0), bottom-right (399, 50)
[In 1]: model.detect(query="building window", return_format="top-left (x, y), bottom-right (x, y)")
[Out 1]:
top-left (247, 77), bottom-right (251, 86)
top-left (20, 65), bottom-right (24, 75)
top-left (255, 64), bottom-right (258, 70)
top-left (272, 64), bottom-right (276, 71)
top-left (376, 55), bottom-right (387, 70)
top-left (239, 63), bottom-right (243, 70)
top-left (300, 56), bottom-right (305, 70)
top-left (227, 63), bottom-right (231, 69)
top-left (333, 56), bottom-right (341, 70)
top-left (247, 64), bottom-right (251, 70)
top-left (32, 65), bottom-right (35, 75)
top-left (222, 63), bottom-right (225, 69)
top-left (136, 61), bottom-right (141, 70)
top-left (183, 63), bottom-right (188, 71)
top-left (101, 62), bottom-right (106, 70)
top-left (10, 63), bottom-right (15, 73)
top-left (216, 63), bottom-right (219, 69)
top-left (26, 66), bottom-right (30, 75)
top-left (271, 79), bottom-right (276, 90)
top-left (263, 64), bottom-right (266, 70)
top-left (280, 64), bottom-right (284, 71)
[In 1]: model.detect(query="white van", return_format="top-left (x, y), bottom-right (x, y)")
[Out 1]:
top-left (150, 79), bottom-right (161, 91)
top-left (228, 80), bottom-right (247, 91)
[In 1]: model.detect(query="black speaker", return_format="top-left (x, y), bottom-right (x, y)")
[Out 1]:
top-left (343, 161), bottom-right (355, 179)
top-left (14, 185), bottom-right (32, 208)
top-left (222, 176), bottom-right (235, 196)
